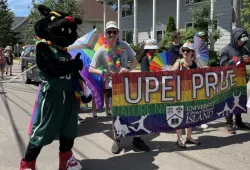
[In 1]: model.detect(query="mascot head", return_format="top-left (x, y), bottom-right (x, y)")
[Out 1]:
top-left (35, 5), bottom-right (82, 47)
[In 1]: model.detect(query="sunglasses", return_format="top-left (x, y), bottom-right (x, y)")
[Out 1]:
top-left (182, 49), bottom-right (191, 53)
top-left (107, 30), bottom-right (118, 35)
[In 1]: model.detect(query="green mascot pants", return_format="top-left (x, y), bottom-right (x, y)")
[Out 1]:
top-left (29, 90), bottom-right (77, 146)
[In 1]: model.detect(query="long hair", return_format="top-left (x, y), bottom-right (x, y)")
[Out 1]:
top-left (138, 49), bottom-right (149, 63)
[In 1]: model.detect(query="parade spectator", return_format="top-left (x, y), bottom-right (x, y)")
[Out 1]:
top-left (220, 28), bottom-right (250, 134)
top-left (0, 48), bottom-right (6, 79)
top-left (139, 39), bottom-right (159, 71)
top-left (89, 21), bottom-right (150, 154)
top-left (5, 46), bottom-right (14, 76)
top-left (172, 42), bottom-right (201, 148)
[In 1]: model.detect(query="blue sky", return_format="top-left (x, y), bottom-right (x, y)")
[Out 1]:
top-left (9, 0), bottom-right (31, 16)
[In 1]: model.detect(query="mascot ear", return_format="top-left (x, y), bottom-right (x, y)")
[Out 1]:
top-left (38, 5), bottom-right (51, 16)
top-left (74, 18), bottom-right (82, 25)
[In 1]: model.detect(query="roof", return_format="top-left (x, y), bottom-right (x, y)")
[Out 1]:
top-left (12, 17), bottom-right (26, 29)
top-left (83, 0), bottom-right (117, 21)
top-left (11, 17), bottom-right (29, 31)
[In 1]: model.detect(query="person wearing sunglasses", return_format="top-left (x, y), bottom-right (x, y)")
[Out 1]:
top-left (220, 28), bottom-right (250, 134)
top-left (172, 42), bottom-right (200, 148)
top-left (89, 21), bottom-right (150, 154)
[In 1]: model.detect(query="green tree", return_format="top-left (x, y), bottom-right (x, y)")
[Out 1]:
top-left (0, 0), bottom-right (16, 47)
top-left (241, 0), bottom-right (250, 32)
top-left (189, 0), bottom-right (221, 44)
top-left (166, 15), bottom-right (176, 33)
top-left (23, 0), bottom-right (84, 44)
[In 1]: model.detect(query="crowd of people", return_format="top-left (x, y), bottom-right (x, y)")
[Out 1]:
top-left (0, 46), bottom-right (15, 79)
top-left (17, 5), bottom-right (250, 168)
top-left (83, 21), bottom-right (250, 153)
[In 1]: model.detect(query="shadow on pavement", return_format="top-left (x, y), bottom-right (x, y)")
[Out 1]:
top-left (79, 151), bottom-right (160, 170)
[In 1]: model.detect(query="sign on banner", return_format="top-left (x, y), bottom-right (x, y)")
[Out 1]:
top-left (112, 63), bottom-right (247, 138)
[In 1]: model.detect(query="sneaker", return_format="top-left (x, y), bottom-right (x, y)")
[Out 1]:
top-left (225, 124), bottom-right (236, 134)
top-left (235, 122), bottom-right (250, 130)
top-left (111, 140), bottom-right (121, 154)
top-left (93, 112), bottom-right (98, 119)
top-left (10, 73), bottom-right (12, 76)
top-left (106, 109), bottom-right (112, 116)
top-left (78, 116), bottom-right (85, 124)
top-left (66, 155), bottom-right (82, 170)
top-left (133, 137), bottom-right (150, 152)
top-left (201, 124), bottom-right (208, 129)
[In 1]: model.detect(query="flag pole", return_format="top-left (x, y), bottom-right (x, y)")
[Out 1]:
top-left (7, 64), bottom-right (37, 83)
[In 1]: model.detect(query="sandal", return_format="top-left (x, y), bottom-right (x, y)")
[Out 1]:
top-left (185, 138), bottom-right (201, 145)
top-left (177, 139), bottom-right (186, 149)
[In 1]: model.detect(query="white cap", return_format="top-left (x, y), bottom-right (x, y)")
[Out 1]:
top-left (106, 21), bottom-right (118, 30)
top-left (179, 42), bottom-right (195, 54)
top-left (144, 39), bottom-right (159, 50)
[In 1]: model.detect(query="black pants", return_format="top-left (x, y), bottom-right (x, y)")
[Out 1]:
top-left (24, 135), bottom-right (74, 162)
top-left (225, 114), bottom-right (242, 126)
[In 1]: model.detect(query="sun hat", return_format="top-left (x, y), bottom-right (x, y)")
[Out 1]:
top-left (144, 39), bottom-right (159, 50)
top-left (179, 42), bottom-right (195, 54)
top-left (106, 21), bottom-right (118, 30)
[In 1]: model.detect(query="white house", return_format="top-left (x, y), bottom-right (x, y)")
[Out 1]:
top-left (98, 0), bottom-right (234, 52)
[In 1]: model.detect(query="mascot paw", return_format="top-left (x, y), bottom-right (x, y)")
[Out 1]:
top-left (71, 53), bottom-right (83, 71)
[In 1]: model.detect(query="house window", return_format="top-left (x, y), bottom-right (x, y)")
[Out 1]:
top-left (122, 30), bottom-right (133, 44)
top-left (185, 0), bottom-right (208, 5)
top-left (185, 22), bottom-right (195, 29)
top-left (122, 0), bottom-right (133, 17)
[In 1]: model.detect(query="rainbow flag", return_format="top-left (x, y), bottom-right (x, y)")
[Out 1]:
top-left (68, 29), bottom-right (107, 110)
top-left (111, 63), bottom-right (247, 138)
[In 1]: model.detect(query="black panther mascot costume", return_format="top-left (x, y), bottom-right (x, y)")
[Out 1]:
top-left (20, 5), bottom-right (87, 170)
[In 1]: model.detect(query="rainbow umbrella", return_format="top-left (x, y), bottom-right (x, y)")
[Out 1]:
top-left (68, 29), bottom-right (107, 110)
top-left (194, 36), bottom-right (209, 67)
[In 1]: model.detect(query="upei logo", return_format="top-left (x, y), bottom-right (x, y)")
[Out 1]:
top-left (166, 106), bottom-right (184, 128)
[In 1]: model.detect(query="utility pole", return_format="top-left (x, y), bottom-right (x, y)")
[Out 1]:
top-left (233, 0), bottom-right (241, 28)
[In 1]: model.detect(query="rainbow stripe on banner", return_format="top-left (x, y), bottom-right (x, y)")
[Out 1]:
top-left (112, 63), bottom-right (247, 138)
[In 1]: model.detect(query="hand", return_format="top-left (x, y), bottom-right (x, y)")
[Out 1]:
top-left (119, 67), bottom-right (130, 74)
top-left (72, 53), bottom-right (83, 70)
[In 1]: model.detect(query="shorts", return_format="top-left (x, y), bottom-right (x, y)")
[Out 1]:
top-left (0, 63), bottom-right (5, 70)
top-left (29, 90), bottom-right (78, 146)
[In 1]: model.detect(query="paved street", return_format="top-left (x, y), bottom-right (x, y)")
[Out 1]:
top-left (1, 62), bottom-right (250, 170)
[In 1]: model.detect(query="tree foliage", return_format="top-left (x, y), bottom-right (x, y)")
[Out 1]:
top-left (0, 0), bottom-right (18, 47)
top-left (23, 0), bottom-right (84, 44)
top-left (189, 0), bottom-right (221, 43)
top-left (241, 0), bottom-right (250, 33)
top-left (166, 15), bottom-right (176, 33)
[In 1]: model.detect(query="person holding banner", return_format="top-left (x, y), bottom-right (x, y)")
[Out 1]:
top-left (220, 28), bottom-right (250, 134)
top-left (139, 39), bottom-right (159, 71)
top-left (172, 42), bottom-right (201, 148)
top-left (89, 21), bottom-right (150, 154)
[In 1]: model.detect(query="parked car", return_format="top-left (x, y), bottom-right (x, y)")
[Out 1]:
top-left (21, 45), bottom-right (39, 84)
